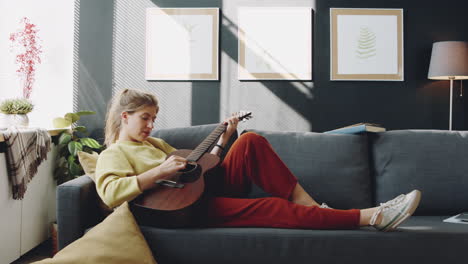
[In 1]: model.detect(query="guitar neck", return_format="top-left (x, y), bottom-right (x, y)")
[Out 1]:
top-left (186, 124), bottom-right (226, 161)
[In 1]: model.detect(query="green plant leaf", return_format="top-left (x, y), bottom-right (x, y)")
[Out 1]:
top-left (76, 111), bottom-right (95, 116)
top-left (68, 141), bottom-right (83, 157)
top-left (53, 117), bottom-right (72, 128)
top-left (67, 155), bottom-right (75, 164)
top-left (74, 126), bottom-right (87, 133)
top-left (80, 137), bottom-right (102, 149)
top-left (58, 144), bottom-right (70, 157)
top-left (58, 132), bottom-right (72, 145)
top-left (67, 155), bottom-right (83, 177)
top-left (65, 113), bottom-right (80, 123)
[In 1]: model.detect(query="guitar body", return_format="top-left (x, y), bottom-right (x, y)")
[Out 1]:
top-left (131, 111), bottom-right (252, 228)
top-left (131, 150), bottom-right (220, 228)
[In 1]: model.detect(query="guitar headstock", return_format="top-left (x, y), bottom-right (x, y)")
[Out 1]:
top-left (235, 111), bottom-right (253, 122)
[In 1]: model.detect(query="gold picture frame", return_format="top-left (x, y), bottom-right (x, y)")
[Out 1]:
top-left (238, 7), bottom-right (312, 80)
top-left (330, 8), bottom-right (404, 81)
top-left (145, 8), bottom-right (219, 81)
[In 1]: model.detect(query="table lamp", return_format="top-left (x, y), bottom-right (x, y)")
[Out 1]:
top-left (428, 41), bottom-right (468, 131)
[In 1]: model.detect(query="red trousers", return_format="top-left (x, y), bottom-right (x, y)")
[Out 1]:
top-left (204, 132), bottom-right (360, 229)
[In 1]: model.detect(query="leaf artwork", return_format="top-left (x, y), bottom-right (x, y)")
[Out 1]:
top-left (177, 17), bottom-right (198, 44)
top-left (356, 26), bottom-right (376, 59)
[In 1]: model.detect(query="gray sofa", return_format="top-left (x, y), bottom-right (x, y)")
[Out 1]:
top-left (57, 124), bottom-right (468, 264)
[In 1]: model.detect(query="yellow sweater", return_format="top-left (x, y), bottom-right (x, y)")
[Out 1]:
top-left (95, 137), bottom-right (177, 208)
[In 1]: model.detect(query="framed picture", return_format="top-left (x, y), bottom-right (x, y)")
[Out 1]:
top-left (238, 7), bottom-right (312, 80)
top-left (330, 8), bottom-right (404, 81)
top-left (145, 8), bottom-right (219, 80)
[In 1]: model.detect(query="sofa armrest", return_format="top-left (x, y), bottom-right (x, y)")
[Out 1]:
top-left (57, 175), bottom-right (103, 250)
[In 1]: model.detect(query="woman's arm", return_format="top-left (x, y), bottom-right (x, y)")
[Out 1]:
top-left (210, 116), bottom-right (239, 156)
top-left (136, 154), bottom-right (187, 191)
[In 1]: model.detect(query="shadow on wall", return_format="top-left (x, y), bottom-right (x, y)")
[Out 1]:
top-left (77, 59), bottom-right (108, 140)
top-left (149, 0), bottom-right (316, 130)
top-left (221, 14), bottom-right (316, 125)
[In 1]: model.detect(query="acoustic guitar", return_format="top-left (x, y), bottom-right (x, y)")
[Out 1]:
top-left (131, 111), bottom-right (253, 227)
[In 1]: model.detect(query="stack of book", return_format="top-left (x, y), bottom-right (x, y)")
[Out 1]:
top-left (324, 123), bottom-right (386, 134)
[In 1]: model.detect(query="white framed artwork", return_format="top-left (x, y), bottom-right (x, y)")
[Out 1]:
top-left (238, 7), bottom-right (312, 80)
top-left (145, 8), bottom-right (219, 80)
top-left (330, 8), bottom-right (404, 81)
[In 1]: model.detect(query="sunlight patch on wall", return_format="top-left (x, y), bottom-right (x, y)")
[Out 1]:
top-left (113, 0), bottom-right (191, 129)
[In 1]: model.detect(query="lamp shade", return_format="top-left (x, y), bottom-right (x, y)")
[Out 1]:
top-left (428, 41), bottom-right (468, 80)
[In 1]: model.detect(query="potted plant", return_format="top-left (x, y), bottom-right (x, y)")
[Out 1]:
top-left (0, 98), bottom-right (34, 128)
top-left (53, 111), bottom-right (104, 184)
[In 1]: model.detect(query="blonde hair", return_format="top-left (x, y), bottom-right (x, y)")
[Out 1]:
top-left (104, 89), bottom-right (159, 147)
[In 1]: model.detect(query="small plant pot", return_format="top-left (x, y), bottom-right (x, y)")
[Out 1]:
top-left (50, 222), bottom-right (58, 256)
top-left (0, 113), bottom-right (29, 128)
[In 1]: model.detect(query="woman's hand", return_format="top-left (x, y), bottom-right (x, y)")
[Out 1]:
top-left (137, 155), bottom-right (187, 191)
top-left (156, 155), bottom-right (187, 179)
top-left (222, 114), bottom-right (239, 140)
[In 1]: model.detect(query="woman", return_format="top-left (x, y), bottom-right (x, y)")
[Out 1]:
top-left (95, 89), bottom-right (421, 232)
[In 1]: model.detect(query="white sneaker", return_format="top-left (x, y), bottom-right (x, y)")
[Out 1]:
top-left (370, 190), bottom-right (421, 232)
top-left (320, 202), bottom-right (332, 209)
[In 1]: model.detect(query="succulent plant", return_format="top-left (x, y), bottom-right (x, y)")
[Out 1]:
top-left (0, 98), bottom-right (34, 114)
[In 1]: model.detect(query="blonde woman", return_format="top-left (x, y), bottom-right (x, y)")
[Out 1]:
top-left (95, 88), bottom-right (421, 231)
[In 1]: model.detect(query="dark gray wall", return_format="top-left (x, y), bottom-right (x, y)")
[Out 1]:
top-left (76, 0), bottom-right (468, 134)
top-left (111, 0), bottom-right (315, 132)
top-left (75, 0), bottom-right (114, 139)
top-left (315, 0), bottom-right (468, 131)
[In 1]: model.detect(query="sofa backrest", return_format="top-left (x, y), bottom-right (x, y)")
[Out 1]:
top-left (151, 123), bottom-right (238, 160)
top-left (370, 130), bottom-right (468, 215)
top-left (245, 130), bottom-right (373, 210)
top-left (152, 123), bottom-right (236, 150)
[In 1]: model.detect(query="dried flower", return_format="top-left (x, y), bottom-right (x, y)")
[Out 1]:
top-left (10, 17), bottom-right (42, 99)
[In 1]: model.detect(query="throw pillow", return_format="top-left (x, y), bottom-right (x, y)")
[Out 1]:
top-left (77, 150), bottom-right (113, 216)
top-left (33, 202), bottom-right (157, 264)
top-left (77, 151), bottom-right (99, 180)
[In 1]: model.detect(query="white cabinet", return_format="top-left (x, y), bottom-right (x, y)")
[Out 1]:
top-left (0, 153), bottom-right (22, 264)
top-left (0, 145), bottom-right (57, 263)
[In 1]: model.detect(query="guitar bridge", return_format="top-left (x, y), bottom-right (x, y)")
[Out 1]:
top-left (156, 179), bottom-right (184, 188)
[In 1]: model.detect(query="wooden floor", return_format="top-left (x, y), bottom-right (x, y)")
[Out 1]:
top-left (10, 239), bottom-right (51, 264)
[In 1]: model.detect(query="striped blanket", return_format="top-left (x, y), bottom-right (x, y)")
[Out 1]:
top-left (2, 127), bottom-right (51, 200)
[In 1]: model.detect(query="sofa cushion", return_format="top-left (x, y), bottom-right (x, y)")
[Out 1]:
top-left (77, 151), bottom-right (99, 180)
top-left (140, 216), bottom-right (466, 264)
top-left (39, 202), bottom-right (156, 264)
top-left (371, 130), bottom-right (468, 215)
top-left (152, 124), bottom-right (237, 160)
top-left (244, 130), bottom-right (372, 209)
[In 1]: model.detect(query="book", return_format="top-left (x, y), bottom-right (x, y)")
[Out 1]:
top-left (324, 123), bottom-right (386, 134)
top-left (443, 213), bottom-right (468, 225)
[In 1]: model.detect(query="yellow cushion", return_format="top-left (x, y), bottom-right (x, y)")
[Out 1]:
top-left (77, 150), bottom-right (113, 215)
top-left (77, 151), bottom-right (99, 180)
top-left (34, 202), bottom-right (157, 264)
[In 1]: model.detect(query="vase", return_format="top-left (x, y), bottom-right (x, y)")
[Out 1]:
top-left (0, 113), bottom-right (29, 128)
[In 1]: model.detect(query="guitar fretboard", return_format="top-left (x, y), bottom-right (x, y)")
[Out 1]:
top-left (186, 124), bottom-right (226, 161)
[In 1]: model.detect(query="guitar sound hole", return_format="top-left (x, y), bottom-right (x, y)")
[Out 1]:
top-left (179, 162), bottom-right (201, 183)
top-left (180, 162), bottom-right (197, 173)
